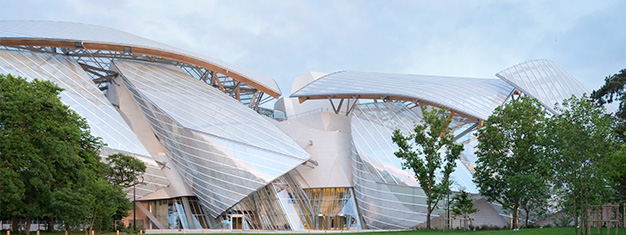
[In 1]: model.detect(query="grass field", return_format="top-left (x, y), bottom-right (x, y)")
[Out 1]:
top-left (370, 227), bottom-right (624, 234)
top-left (5, 227), bottom-right (626, 235)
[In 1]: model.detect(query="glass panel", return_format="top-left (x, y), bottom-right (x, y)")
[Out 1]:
top-left (0, 49), bottom-right (151, 156)
top-left (116, 60), bottom-right (310, 218)
top-left (304, 188), bottom-right (362, 230)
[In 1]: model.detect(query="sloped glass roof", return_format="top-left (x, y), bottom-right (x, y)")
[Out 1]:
top-left (0, 20), bottom-right (281, 97)
top-left (291, 71), bottom-right (514, 120)
top-left (496, 59), bottom-right (590, 114)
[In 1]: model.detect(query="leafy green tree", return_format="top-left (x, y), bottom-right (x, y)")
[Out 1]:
top-left (473, 96), bottom-right (550, 229)
top-left (87, 177), bottom-right (131, 233)
top-left (606, 147), bottom-right (626, 202)
top-left (392, 106), bottom-right (463, 229)
top-left (0, 74), bottom-right (105, 235)
top-left (591, 69), bottom-right (626, 140)
top-left (105, 153), bottom-right (147, 188)
top-left (50, 186), bottom-right (92, 234)
top-left (451, 190), bottom-right (478, 229)
top-left (546, 95), bottom-right (617, 235)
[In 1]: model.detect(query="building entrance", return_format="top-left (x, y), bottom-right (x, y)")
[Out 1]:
top-left (231, 215), bottom-right (243, 230)
top-left (316, 215), bottom-right (347, 230)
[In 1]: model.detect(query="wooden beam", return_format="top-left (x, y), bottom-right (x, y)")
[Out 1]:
top-left (440, 110), bottom-right (456, 138)
top-left (248, 91), bottom-right (259, 108)
top-left (236, 86), bottom-right (241, 101)
top-left (212, 71), bottom-right (225, 92)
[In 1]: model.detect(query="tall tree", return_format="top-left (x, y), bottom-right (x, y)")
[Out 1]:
top-left (546, 95), bottom-right (617, 235)
top-left (0, 74), bottom-right (104, 235)
top-left (392, 106), bottom-right (463, 229)
top-left (473, 96), bottom-right (550, 229)
top-left (590, 68), bottom-right (626, 140)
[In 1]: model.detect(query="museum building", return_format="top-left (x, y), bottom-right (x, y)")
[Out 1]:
top-left (0, 21), bottom-right (590, 230)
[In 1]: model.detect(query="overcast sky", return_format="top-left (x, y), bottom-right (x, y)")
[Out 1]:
top-left (2, 0), bottom-right (625, 98)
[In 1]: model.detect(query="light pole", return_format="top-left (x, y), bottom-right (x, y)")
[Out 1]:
top-left (447, 191), bottom-right (450, 231)
top-left (133, 182), bottom-right (136, 234)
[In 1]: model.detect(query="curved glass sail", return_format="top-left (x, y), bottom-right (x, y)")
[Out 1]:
top-left (496, 59), bottom-right (590, 114)
top-left (291, 71), bottom-right (513, 120)
top-left (350, 102), bottom-right (479, 229)
top-left (114, 60), bottom-right (309, 218)
top-left (0, 20), bottom-right (281, 95)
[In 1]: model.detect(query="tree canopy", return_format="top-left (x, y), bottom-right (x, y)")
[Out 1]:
top-left (546, 95), bottom-right (618, 235)
top-left (0, 74), bottom-right (141, 234)
top-left (473, 96), bottom-right (551, 229)
top-left (451, 190), bottom-right (478, 229)
top-left (392, 106), bottom-right (463, 229)
top-left (591, 68), bottom-right (626, 140)
top-left (106, 153), bottom-right (147, 188)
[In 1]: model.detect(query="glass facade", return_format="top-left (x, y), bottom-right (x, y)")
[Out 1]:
top-left (304, 188), bottom-right (362, 230)
top-left (114, 60), bottom-right (309, 218)
top-left (143, 197), bottom-right (212, 229)
top-left (221, 174), bottom-right (314, 230)
top-left (350, 102), bottom-right (480, 229)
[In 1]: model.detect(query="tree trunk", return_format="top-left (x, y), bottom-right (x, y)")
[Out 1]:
top-left (574, 210), bottom-right (579, 235)
top-left (11, 216), bottom-right (18, 232)
top-left (525, 209), bottom-right (529, 228)
top-left (47, 216), bottom-right (55, 232)
top-left (25, 215), bottom-right (32, 235)
top-left (25, 186), bottom-right (35, 235)
top-left (512, 206), bottom-right (518, 229)
top-left (426, 202), bottom-right (432, 229)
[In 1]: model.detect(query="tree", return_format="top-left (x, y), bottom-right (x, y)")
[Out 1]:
top-left (473, 96), bottom-right (550, 229)
top-left (546, 95), bottom-right (617, 235)
top-left (105, 153), bottom-right (147, 188)
top-left (392, 106), bottom-right (464, 229)
top-left (591, 69), bottom-right (626, 140)
top-left (87, 178), bottom-right (131, 233)
top-left (451, 190), bottom-right (478, 229)
top-left (50, 186), bottom-right (92, 233)
top-left (606, 147), bottom-right (626, 202)
top-left (0, 74), bottom-right (104, 235)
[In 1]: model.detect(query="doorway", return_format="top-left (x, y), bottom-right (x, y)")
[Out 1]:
top-left (231, 215), bottom-right (243, 230)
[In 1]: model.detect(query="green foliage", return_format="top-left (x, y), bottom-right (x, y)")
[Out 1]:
top-left (0, 74), bottom-right (136, 234)
top-left (392, 106), bottom-right (463, 229)
top-left (105, 153), bottom-right (147, 188)
top-left (451, 190), bottom-right (478, 228)
top-left (50, 185), bottom-right (92, 231)
top-left (0, 73), bottom-right (105, 234)
top-left (591, 69), bottom-right (626, 140)
top-left (473, 96), bottom-right (551, 229)
top-left (546, 94), bottom-right (618, 233)
top-left (605, 147), bottom-right (626, 202)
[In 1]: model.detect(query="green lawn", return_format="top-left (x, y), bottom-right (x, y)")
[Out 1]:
top-left (376, 227), bottom-right (624, 234)
top-left (8, 227), bottom-right (626, 235)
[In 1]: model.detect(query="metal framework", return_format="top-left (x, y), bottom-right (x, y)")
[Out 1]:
top-left (0, 45), bottom-right (271, 111)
